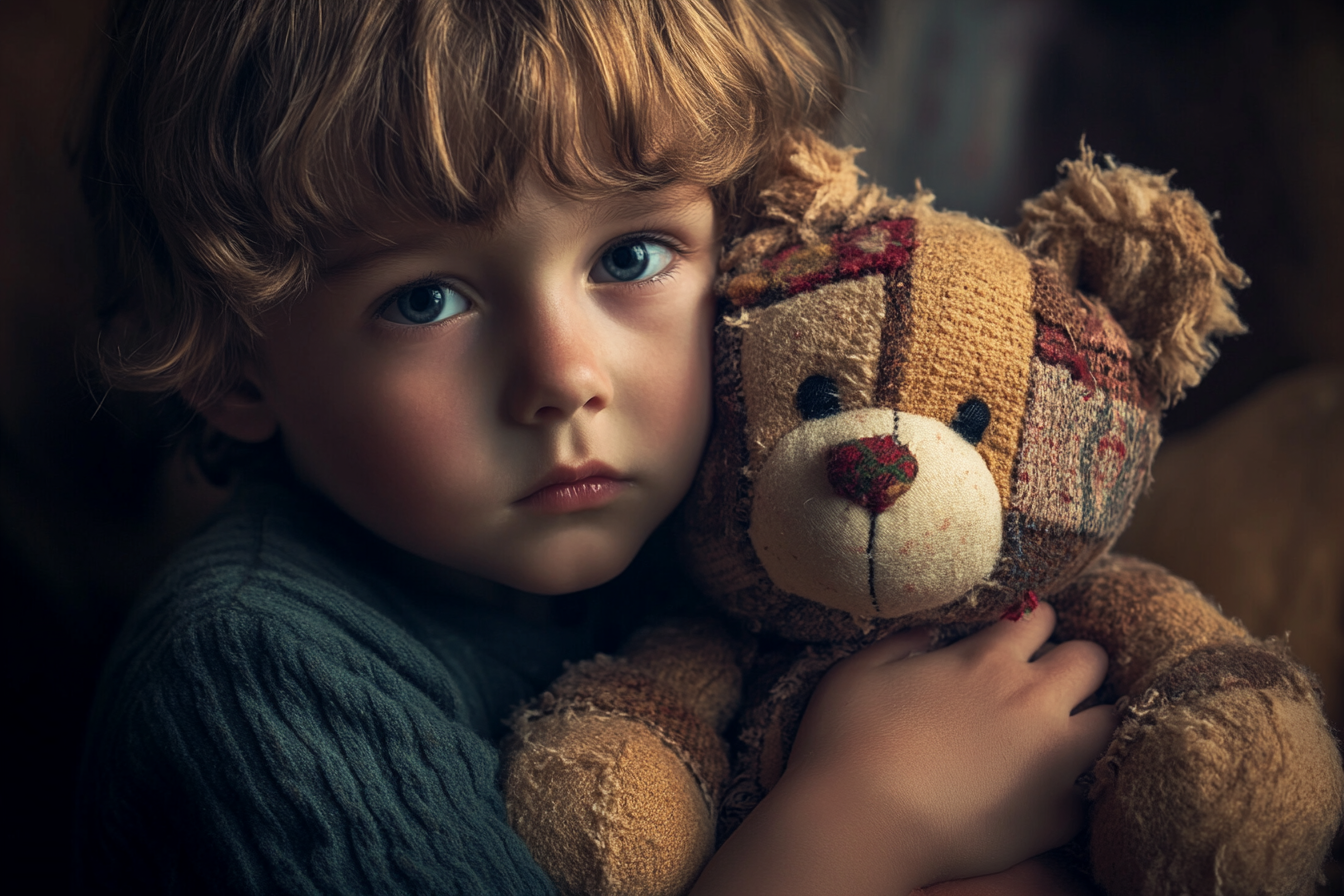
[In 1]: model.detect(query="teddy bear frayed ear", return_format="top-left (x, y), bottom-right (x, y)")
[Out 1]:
top-left (721, 130), bottom-right (904, 273)
top-left (1016, 144), bottom-right (1248, 408)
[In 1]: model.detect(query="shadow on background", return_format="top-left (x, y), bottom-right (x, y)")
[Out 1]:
top-left (1, 2), bottom-right (229, 891)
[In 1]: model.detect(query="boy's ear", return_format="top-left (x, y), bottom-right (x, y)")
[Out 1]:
top-left (190, 373), bottom-right (279, 443)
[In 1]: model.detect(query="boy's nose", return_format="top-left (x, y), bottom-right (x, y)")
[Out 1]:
top-left (504, 301), bottom-right (613, 424)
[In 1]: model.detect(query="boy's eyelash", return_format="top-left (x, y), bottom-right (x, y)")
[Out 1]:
top-left (374, 230), bottom-right (690, 321)
top-left (609, 231), bottom-right (690, 254)
top-left (374, 274), bottom-right (465, 321)
top-left (599, 231), bottom-right (690, 286)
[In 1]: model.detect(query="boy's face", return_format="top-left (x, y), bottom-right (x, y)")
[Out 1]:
top-left (209, 175), bottom-right (717, 594)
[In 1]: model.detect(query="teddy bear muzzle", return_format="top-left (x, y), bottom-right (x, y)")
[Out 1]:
top-left (749, 408), bottom-right (1003, 619)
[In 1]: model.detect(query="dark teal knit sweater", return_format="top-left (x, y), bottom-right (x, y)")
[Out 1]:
top-left (74, 480), bottom-right (632, 895)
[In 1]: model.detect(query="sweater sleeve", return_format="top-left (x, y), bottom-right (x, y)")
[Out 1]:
top-left (76, 598), bottom-right (559, 896)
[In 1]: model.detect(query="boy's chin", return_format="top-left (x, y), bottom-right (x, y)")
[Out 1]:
top-left (490, 555), bottom-right (635, 596)
top-left (463, 536), bottom-right (643, 597)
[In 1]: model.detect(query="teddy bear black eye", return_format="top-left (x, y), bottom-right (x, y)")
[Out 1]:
top-left (796, 375), bottom-right (842, 420)
top-left (950, 398), bottom-right (991, 445)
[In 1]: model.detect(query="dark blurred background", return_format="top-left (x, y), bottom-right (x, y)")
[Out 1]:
top-left (2, 0), bottom-right (1341, 891)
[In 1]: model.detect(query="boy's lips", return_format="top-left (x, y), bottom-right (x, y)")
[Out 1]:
top-left (516, 461), bottom-right (631, 513)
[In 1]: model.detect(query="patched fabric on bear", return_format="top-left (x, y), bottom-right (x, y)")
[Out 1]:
top-left (737, 274), bottom-right (890, 473)
top-left (995, 269), bottom-right (1162, 595)
top-left (1012, 361), bottom-right (1158, 534)
top-left (725, 218), bottom-right (916, 308)
top-left (892, 209), bottom-right (1037, 505)
top-left (1029, 262), bottom-right (1151, 406)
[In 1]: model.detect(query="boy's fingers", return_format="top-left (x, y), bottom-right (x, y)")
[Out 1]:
top-left (1033, 638), bottom-right (1109, 710)
top-left (957, 601), bottom-right (1057, 661)
top-left (1062, 703), bottom-right (1118, 776)
top-left (857, 626), bottom-right (936, 666)
top-left (1029, 706), bottom-right (1116, 854)
top-left (1038, 710), bottom-right (1113, 850)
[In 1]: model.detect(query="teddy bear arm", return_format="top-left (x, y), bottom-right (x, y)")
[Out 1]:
top-left (1048, 553), bottom-right (1344, 895)
top-left (503, 619), bottom-right (743, 896)
top-left (1045, 552), bottom-right (1247, 697)
top-left (618, 617), bottom-right (745, 732)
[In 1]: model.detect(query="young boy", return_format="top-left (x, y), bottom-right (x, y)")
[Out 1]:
top-left (74, 1), bottom-right (1114, 894)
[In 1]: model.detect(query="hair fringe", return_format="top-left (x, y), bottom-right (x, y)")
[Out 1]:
top-left (84, 0), bottom-right (849, 405)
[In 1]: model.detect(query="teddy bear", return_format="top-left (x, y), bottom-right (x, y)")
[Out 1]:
top-left (502, 133), bottom-right (1344, 896)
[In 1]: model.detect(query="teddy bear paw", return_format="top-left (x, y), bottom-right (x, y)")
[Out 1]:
top-left (1089, 642), bottom-right (1344, 896)
top-left (503, 712), bottom-right (716, 896)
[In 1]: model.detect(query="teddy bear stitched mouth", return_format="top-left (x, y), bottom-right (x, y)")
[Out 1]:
top-left (825, 435), bottom-right (918, 513)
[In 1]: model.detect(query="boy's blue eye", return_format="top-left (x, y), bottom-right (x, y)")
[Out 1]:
top-left (594, 240), bottom-right (674, 283)
top-left (382, 282), bottom-right (469, 325)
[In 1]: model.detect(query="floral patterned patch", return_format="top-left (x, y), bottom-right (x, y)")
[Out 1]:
top-left (726, 218), bottom-right (917, 307)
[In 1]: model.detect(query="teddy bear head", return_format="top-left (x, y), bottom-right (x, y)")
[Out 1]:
top-left (681, 134), bottom-right (1246, 643)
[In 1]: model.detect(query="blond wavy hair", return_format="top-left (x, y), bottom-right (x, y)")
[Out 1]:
top-left (83, 0), bottom-right (849, 404)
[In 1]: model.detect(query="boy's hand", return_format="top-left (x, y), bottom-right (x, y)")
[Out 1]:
top-left (691, 602), bottom-right (1116, 896)
top-left (791, 601), bottom-right (1113, 884)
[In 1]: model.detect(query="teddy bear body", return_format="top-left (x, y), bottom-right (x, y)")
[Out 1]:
top-left (504, 137), bottom-right (1344, 896)
top-left (690, 193), bottom-right (1162, 838)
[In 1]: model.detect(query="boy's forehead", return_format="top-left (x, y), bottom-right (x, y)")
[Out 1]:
top-left (575, 181), bottom-right (717, 235)
top-left (317, 178), bottom-right (715, 274)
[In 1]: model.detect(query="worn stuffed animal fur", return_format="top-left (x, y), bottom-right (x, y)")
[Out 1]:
top-left (503, 134), bottom-right (1344, 896)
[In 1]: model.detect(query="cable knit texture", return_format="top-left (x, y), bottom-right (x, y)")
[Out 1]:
top-left (73, 480), bottom-right (600, 896)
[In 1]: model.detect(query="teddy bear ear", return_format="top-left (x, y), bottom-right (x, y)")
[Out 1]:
top-left (1015, 144), bottom-right (1248, 407)
top-left (721, 130), bottom-right (905, 273)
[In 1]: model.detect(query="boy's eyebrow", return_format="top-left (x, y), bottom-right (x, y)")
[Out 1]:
top-left (318, 184), bottom-right (713, 277)
top-left (580, 183), bottom-right (712, 228)
top-left (318, 229), bottom-right (453, 279)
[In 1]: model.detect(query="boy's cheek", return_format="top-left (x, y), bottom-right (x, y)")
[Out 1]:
top-left (253, 279), bottom-right (714, 592)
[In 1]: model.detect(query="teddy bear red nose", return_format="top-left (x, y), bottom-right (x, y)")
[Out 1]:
top-left (825, 435), bottom-right (919, 513)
